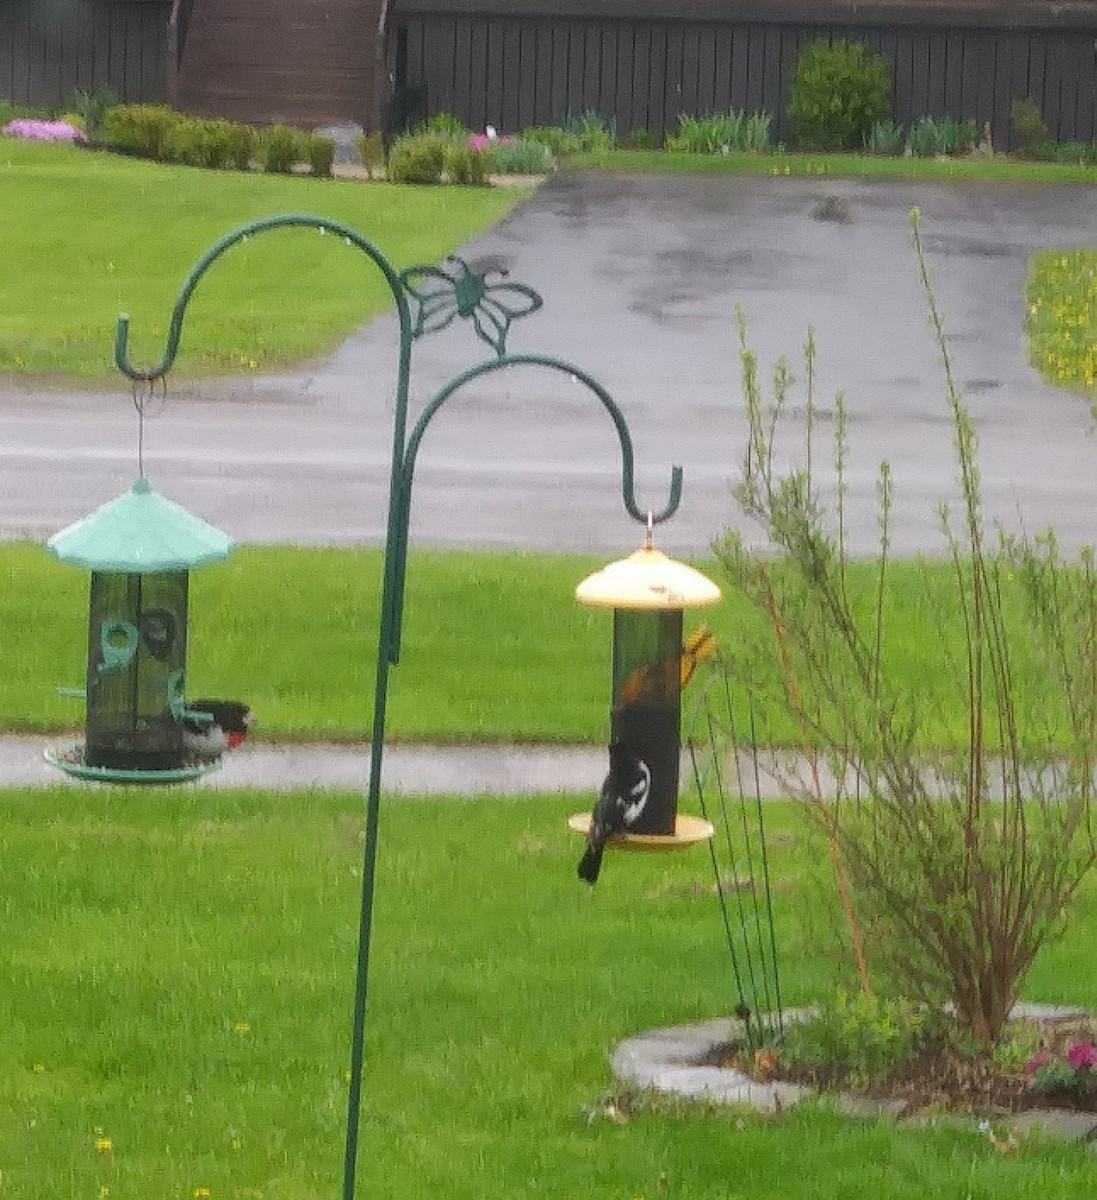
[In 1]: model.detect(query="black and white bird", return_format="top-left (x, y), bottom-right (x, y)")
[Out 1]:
top-left (577, 741), bottom-right (651, 885)
top-left (182, 699), bottom-right (254, 761)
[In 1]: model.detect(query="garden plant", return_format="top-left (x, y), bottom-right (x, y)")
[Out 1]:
top-left (715, 210), bottom-right (1097, 1051)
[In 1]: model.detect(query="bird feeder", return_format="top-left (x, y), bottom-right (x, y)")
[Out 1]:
top-left (572, 532), bottom-right (721, 846)
top-left (44, 477), bottom-right (234, 783)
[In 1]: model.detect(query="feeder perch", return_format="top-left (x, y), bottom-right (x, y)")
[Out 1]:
top-left (44, 477), bottom-right (234, 783)
top-left (572, 534), bottom-right (721, 848)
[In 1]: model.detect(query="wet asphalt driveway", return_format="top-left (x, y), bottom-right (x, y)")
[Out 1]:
top-left (3, 170), bottom-right (1097, 557)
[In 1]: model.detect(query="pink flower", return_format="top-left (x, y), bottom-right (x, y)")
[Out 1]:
top-left (467, 133), bottom-right (490, 150)
top-left (2, 118), bottom-right (85, 143)
top-left (1066, 1043), bottom-right (1097, 1070)
top-left (1024, 1051), bottom-right (1052, 1074)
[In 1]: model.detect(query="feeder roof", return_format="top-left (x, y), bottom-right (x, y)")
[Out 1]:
top-left (575, 545), bottom-right (721, 610)
top-left (46, 478), bottom-right (234, 573)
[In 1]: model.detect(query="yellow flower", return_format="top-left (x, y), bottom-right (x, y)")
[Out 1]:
top-left (94, 1136), bottom-right (112, 1153)
top-left (194, 1189), bottom-right (212, 1200)
top-left (32, 1063), bottom-right (45, 1073)
top-left (99, 1188), bottom-right (110, 1199)
top-left (233, 1021), bottom-right (251, 1036)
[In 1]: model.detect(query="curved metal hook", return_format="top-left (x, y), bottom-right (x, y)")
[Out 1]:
top-left (114, 213), bottom-right (413, 381)
top-left (404, 353), bottom-right (682, 526)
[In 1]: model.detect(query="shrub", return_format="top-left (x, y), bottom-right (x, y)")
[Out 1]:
top-left (355, 131), bottom-right (386, 178)
top-left (387, 132), bottom-right (447, 183)
top-left (101, 103), bottom-right (180, 159)
top-left (260, 124), bottom-right (305, 173)
top-left (786, 38), bottom-right (891, 151)
top-left (413, 111), bottom-right (469, 138)
top-left (665, 109), bottom-right (771, 153)
top-left (163, 117), bottom-right (249, 169)
top-left (226, 123), bottom-right (257, 171)
top-left (487, 137), bottom-right (555, 174)
top-left (863, 119), bottom-right (904, 155)
top-left (1030, 139), bottom-right (1097, 165)
top-left (1011, 97), bottom-right (1049, 156)
top-left (521, 124), bottom-right (582, 155)
top-left (443, 142), bottom-right (490, 184)
top-left (906, 115), bottom-right (979, 157)
top-left (306, 132), bottom-right (336, 177)
top-left (717, 211), bottom-right (1097, 1049)
top-left (622, 127), bottom-right (652, 150)
top-left (566, 110), bottom-right (617, 152)
top-left (780, 992), bottom-right (934, 1086)
top-left (66, 86), bottom-right (116, 139)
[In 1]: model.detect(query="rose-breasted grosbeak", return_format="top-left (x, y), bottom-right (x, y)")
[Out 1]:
top-left (577, 741), bottom-right (651, 885)
top-left (182, 700), bottom-right (254, 761)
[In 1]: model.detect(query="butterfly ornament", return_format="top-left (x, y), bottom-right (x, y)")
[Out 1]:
top-left (399, 257), bottom-right (543, 358)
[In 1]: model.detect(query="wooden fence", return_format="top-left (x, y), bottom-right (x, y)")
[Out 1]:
top-left (392, 14), bottom-right (1097, 148)
top-left (1, 0), bottom-right (170, 111)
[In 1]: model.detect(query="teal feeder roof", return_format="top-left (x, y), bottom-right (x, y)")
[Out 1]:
top-left (47, 477), bottom-right (234, 573)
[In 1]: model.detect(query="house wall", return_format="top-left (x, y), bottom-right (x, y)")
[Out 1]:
top-left (391, 12), bottom-right (1097, 148)
top-left (1, 0), bottom-right (170, 110)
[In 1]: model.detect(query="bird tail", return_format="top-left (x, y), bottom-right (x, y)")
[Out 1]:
top-left (577, 844), bottom-right (603, 885)
top-left (680, 624), bottom-right (718, 688)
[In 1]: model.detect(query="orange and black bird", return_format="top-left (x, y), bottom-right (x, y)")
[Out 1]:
top-left (615, 624), bottom-right (718, 706)
top-left (578, 741), bottom-right (651, 885)
top-left (182, 700), bottom-right (254, 761)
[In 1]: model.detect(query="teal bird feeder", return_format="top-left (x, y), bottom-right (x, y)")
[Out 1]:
top-left (44, 477), bottom-right (234, 783)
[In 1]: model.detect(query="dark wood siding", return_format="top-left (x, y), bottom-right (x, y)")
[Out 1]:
top-left (1, 0), bottom-right (170, 109)
top-left (392, 13), bottom-right (1097, 147)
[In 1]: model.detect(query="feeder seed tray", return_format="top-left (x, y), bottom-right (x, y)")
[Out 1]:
top-left (567, 811), bottom-right (714, 852)
top-left (44, 742), bottom-right (223, 786)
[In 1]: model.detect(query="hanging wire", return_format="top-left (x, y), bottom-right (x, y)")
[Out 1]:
top-left (131, 375), bottom-right (167, 479)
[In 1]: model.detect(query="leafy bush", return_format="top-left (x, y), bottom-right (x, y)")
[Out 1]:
top-left (66, 86), bottom-right (116, 139)
top-left (905, 115), bottom-right (979, 157)
top-left (863, 119), bottom-right (904, 155)
top-left (718, 212), bottom-right (1097, 1049)
top-left (665, 109), bottom-right (771, 153)
top-left (1011, 97), bottom-right (1049, 156)
top-left (306, 133), bottom-right (336, 177)
top-left (780, 993), bottom-right (933, 1086)
top-left (622, 127), bottom-right (652, 150)
top-left (260, 124), bottom-right (305, 174)
top-left (521, 124), bottom-right (582, 155)
top-left (786, 38), bottom-right (890, 151)
top-left (387, 132), bottom-right (447, 183)
top-left (163, 117), bottom-right (250, 169)
top-left (355, 130), bottom-right (386, 178)
top-left (1029, 139), bottom-right (1097, 165)
top-left (487, 137), bottom-right (555, 174)
top-left (443, 142), bottom-right (490, 184)
top-left (413, 111), bottom-right (469, 138)
top-left (101, 103), bottom-right (180, 159)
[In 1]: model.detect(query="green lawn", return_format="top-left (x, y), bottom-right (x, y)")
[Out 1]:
top-left (1026, 249), bottom-right (1097, 396)
top-left (0, 139), bottom-right (527, 378)
top-left (0, 788), bottom-right (1094, 1198)
top-left (572, 146), bottom-right (1097, 183)
top-left (0, 542), bottom-right (1086, 752)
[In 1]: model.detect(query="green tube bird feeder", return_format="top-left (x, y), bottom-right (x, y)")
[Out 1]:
top-left (44, 476), bottom-right (234, 784)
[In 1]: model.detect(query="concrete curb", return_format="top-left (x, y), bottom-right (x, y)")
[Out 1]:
top-left (610, 1004), bottom-right (1097, 1143)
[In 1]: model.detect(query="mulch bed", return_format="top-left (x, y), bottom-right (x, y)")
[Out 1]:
top-left (699, 1014), bottom-right (1097, 1116)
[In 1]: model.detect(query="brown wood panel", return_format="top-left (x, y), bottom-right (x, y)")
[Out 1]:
top-left (564, 19), bottom-right (585, 117)
top-left (943, 29), bottom-right (965, 116)
top-left (613, 24), bottom-right (636, 131)
top-left (745, 25), bottom-right (766, 112)
top-left (713, 23), bottom-right (733, 111)
top-left (598, 23), bottom-right (618, 118)
top-left (893, 29), bottom-right (915, 125)
top-left (548, 21), bottom-right (570, 122)
top-left (468, 18), bottom-right (490, 128)
top-left (1041, 34), bottom-right (1065, 136)
top-left (646, 22), bottom-right (666, 134)
top-left (694, 24), bottom-right (717, 113)
top-left (662, 20), bottom-right (684, 134)
top-left (500, 20), bottom-right (521, 128)
top-left (452, 17), bottom-right (473, 124)
top-left (517, 19), bottom-right (537, 127)
top-left (924, 29), bottom-right (948, 116)
top-left (729, 25), bottom-right (750, 110)
top-left (534, 17), bottom-right (555, 124)
top-left (484, 17), bottom-right (505, 126)
top-left (631, 23), bottom-right (652, 129)
top-left (423, 18), bottom-right (456, 115)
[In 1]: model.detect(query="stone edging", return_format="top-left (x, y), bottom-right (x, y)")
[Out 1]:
top-left (610, 1004), bottom-right (1097, 1144)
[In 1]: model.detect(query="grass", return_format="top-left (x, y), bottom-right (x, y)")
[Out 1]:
top-left (1, 542), bottom-right (1090, 751)
top-left (0, 787), bottom-right (1095, 1198)
top-left (1026, 249), bottom-right (1097, 396)
top-left (571, 147), bottom-right (1097, 183)
top-left (0, 138), bottom-right (528, 378)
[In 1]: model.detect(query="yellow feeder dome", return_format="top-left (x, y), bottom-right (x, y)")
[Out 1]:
top-left (575, 545), bottom-right (721, 610)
